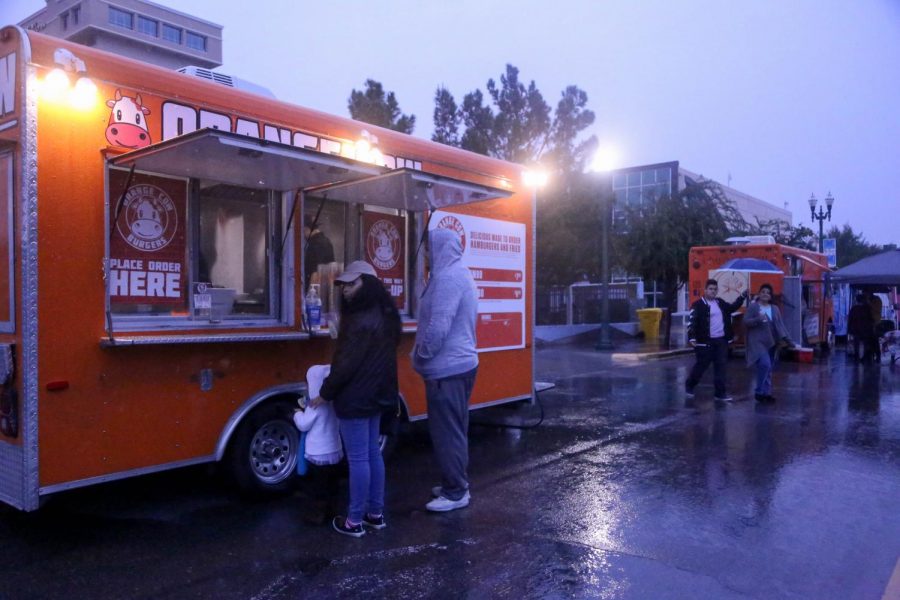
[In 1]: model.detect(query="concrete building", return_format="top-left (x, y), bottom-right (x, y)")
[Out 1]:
top-left (610, 160), bottom-right (792, 228)
top-left (18, 0), bottom-right (222, 70)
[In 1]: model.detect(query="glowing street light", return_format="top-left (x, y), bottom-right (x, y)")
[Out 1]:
top-left (590, 145), bottom-right (618, 173)
top-left (522, 169), bottom-right (549, 189)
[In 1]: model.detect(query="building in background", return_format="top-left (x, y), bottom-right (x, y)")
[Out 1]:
top-left (610, 160), bottom-right (792, 229)
top-left (18, 0), bottom-right (222, 70)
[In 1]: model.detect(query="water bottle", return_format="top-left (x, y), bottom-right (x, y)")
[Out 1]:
top-left (306, 284), bottom-right (322, 328)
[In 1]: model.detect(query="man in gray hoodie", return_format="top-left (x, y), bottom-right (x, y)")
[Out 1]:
top-left (413, 227), bottom-right (479, 512)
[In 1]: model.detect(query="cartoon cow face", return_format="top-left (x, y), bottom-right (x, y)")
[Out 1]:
top-left (105, 90), bottom-right (151, 148)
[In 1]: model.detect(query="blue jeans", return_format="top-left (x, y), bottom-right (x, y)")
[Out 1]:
top-left (754, 347), bottom-right (777, 395)
top-left (338, 415), bottom-right (384, 523)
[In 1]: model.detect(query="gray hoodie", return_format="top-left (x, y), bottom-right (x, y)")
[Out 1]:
top-left (412, 227), bottom-right (479, 380)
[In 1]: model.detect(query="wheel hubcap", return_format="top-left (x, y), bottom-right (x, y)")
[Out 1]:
top-left (249, 419), bottom-right (297, 484)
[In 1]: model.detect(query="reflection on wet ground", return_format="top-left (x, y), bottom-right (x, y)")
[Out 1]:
top-left (0, 347), bottom-right (897, 599)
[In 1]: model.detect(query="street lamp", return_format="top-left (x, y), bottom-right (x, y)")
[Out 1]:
top-left (590, 147), bottom-right (618, 351)
top-left (808, 192), bottom-right (835, 253)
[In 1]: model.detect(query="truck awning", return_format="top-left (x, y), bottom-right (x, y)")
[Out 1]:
top-left (306, 169), bottom-right (513, 211)
top-left (109, 128), bottom-right (388, 191)
top-left (109, 129), bottom-right (514, 211)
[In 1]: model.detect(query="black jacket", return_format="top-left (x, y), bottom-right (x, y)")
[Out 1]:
top-left (319, 303), bottom-right (399, 419)
top-left (687, 295), bottom-right (746, 344)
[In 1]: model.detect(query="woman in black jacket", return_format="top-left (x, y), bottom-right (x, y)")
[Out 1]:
top-left (311, 261), bottom-right (401, 538)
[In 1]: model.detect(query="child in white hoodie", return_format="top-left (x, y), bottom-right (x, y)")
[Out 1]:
top-left (293, 365), bottom-right (343, 523)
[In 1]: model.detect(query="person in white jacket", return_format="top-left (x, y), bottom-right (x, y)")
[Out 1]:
top-left (293, 365), bottom-right (343, 523)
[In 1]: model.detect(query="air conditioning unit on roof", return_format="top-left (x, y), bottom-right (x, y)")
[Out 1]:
top-left (177, 66), bottom-right (276, 99)
top-left (725, 235), bottom-right (777, 245)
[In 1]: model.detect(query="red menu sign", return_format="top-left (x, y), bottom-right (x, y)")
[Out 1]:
top-left (363, 211), bottom-right (406, 308)
top-left (108, 170), bottom-right (187, 308)
top-left (431, 211), bottom-right (526, 352)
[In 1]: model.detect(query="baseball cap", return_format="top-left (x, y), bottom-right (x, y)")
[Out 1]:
top-left (334, 260), bottom-right (377, 283)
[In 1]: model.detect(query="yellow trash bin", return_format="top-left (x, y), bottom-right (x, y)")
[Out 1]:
top-left (636, 308), bottom-right (663, 339)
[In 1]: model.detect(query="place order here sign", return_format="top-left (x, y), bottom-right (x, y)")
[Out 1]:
top-left (430, 210), bottom-right (526, 352)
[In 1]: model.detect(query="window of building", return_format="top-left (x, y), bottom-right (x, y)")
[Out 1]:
top-left (137, 15), bottom-right (158, 37)
top-left (186, 31), bottom-right (207, 51)
top-left (108, 6), bottom-right (133, 29)
top-left (60, 12), bottom-right (68, 30)
top-left (161, 23), bottom-right (182, 44)
top-left (71, 5), bottom-right (80, 25)
top-left (612, 166), bottom-right (674, 214)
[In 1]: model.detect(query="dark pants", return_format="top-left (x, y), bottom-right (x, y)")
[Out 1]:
top-left (852, 333), bottom-right (877, 363)
top-left (686, 337), bottom-right (729, 398)
top-left (425, 368), bottom-right (477, 501)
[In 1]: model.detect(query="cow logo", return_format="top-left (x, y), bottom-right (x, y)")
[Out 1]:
top-left (117, 184), bottom-right (178, 251)
top-left (106, 90), bottom-right (152, 148)
top-left (436, 214), bottom-right (466, 252)
top-left (366, 219), bottom-right (402, 270)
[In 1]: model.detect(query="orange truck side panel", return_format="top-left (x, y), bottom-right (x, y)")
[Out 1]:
top-left (14, 31), bottom-right (534, 488)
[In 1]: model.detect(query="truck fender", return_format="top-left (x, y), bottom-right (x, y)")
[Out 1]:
top-left (214, 382), bottom-right (307, 461)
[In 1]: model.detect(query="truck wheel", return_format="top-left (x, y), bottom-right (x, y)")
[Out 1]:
top-left (227, 401), bottom-right (299, 495)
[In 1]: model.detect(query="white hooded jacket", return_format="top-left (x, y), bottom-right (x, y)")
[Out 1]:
top-left (293, 365), bottom-right (342, 465)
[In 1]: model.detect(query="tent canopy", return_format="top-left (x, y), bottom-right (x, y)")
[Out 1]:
top-left (829, 249), bottom-right (900, 285)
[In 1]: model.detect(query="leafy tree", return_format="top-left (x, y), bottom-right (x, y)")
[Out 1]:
top-left (347, 79), bottom-right (415, 134)
top-left (824, 224), bottom-right (883, 267)
top-left (536, 174), bottom-right (603, 285)
top-left (459, 89), bottom-right (495, 156)
top-left (613, 180), bottom-right (742, 347)
top-left (484, 64), bottom-right (551, 163)
top-left (433, 64), bottom-right (596, 174)
top-left (544, 86), bottom-right (598, 175)
top-left (431, 86), bottom-right (460, 145)
top-left (742, 218), bottom-right (817, 250)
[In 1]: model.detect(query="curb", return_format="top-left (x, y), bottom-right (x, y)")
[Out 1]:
top-left (611, 348), bottom-right (694, 361)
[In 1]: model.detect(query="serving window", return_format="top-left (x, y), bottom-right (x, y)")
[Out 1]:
top-left (303, 196), bottom-right (416, 316)
top-left (107, 167), bottom-right (286, 328)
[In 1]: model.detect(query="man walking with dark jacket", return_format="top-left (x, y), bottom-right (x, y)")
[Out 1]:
top-left (685, 279), bottom-right (748, 402)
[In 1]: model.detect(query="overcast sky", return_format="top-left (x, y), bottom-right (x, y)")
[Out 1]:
top-left (4, 0), bottom-right (900, 244)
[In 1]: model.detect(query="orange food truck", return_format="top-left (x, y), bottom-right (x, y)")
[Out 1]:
top-left (0, 26), bottom-right (535, 510)
top-left (689, 237), bottom-right (833, 349)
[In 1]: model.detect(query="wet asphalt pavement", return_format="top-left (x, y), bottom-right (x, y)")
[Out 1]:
top-left (1, 344), bottom-right (898, 599)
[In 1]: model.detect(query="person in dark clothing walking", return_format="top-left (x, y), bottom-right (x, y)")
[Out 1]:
top-left (848, 294), bottom-right (876, 363)
top-left (685, 279), bottom-right (748, 402)
top-left (311, 261), bottom-right (401, 538)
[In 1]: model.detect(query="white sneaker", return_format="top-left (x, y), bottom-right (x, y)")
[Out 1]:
top-left (426, 490), bottom-right (470, 512)
top-left (715, 395), bottom-right (735, 402)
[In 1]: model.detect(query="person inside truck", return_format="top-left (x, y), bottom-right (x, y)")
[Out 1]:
top-left (304, 214), bottom-right (335, 291)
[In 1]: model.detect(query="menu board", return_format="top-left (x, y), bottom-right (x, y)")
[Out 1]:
top-left (431, 211), bottom-right (526, 352)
